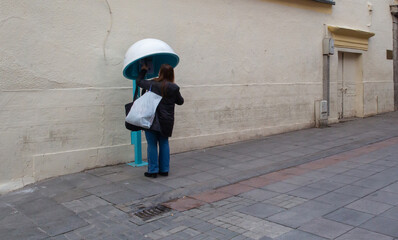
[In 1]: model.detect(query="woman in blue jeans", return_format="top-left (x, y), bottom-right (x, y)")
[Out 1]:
top-left (136, 64), bottom-right (184, 178)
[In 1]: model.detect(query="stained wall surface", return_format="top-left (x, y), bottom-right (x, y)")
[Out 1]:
top-left (0, 0), bottom-right (394, 193)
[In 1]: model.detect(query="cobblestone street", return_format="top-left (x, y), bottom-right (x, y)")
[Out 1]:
top-left (1, 112), bottom-right (398, 239)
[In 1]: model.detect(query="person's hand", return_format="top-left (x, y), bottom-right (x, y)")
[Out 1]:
top-left (141, 64), bottom-right (148, 71)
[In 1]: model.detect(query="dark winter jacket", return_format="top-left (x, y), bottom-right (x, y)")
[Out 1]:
top-left (136, 69), bottom-right (184, 137)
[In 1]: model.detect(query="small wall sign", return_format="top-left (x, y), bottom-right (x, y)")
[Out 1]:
top-left (387, 50), bottom-right (393, 60)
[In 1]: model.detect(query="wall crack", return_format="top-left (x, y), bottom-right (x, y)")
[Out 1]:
top-left (103, 0), bottom-right (113, 61)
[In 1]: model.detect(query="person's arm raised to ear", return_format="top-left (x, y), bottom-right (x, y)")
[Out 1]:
top-left (136, 66), bottom-right (150, 90)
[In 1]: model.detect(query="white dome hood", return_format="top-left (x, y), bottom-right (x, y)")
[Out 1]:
top-left (123, 38), bottom-right (179, 80)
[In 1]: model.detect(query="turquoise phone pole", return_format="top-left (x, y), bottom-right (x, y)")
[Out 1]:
top-left (126, 79), bottom-right (147, 167)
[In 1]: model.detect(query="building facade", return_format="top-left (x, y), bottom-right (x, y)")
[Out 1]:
top-left (0, 0), bottom-right (395, 193)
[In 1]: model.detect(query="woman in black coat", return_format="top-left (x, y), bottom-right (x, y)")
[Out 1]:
top-left (136, 64), bottom-right (184, 178)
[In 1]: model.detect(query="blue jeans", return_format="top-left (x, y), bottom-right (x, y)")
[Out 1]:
top-left (145, 130), bottom-right (170, 174)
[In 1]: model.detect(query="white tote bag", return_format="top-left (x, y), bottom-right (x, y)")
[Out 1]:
top-left (125, 86), bottom-right (162, 129)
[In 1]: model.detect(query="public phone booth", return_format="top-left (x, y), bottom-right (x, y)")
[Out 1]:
top-left (123, 39), bottom-right (179, 166)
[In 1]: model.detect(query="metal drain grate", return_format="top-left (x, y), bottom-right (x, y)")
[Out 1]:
top-left (134, 205), bottom-right (171, 221)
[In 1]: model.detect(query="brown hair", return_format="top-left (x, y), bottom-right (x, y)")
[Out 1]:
top-left (154, 64), bottom-right (174, 97)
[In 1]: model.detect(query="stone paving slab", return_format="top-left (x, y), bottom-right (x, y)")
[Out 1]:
top-left (274, 229), bottom-right (328, 240)
top-left (345, 199), bottom-right (393, 215)
top-left (298, 218), bottom-right (353, 239)
top-left (324, 207), bottom-right (374, 226)
top-left (383, 182), bottom-right (398, 193)
top-left (0, 213), bottom-right (50, 240)
top-left (287, 200), bottom-right (340, 217)
top-left (335, 228), bottom-right (394, 240)
top-left (62, 195), bottom-right (109, 213)
top-left (360, 216), bottom-right (398, 238)
top-left (263, 194), bottom-right (307, 209)
top-left (101, 189), bottom-right (142, 205)
top-left (39, 214), bottom-right (88, 237)
top-left (212, 211), bottom-right (292, 239)
top-left (307, 179), bottom-right (345, 191)
top-left (381, 206), bottom-right (398, 220)
top-left (364, 190), bottom-right (398, 205)
top-left (313, 192), bottom-right (359, 207)
top-left (237, 203), bottom-right (284, 219)
top-left (120, 178), bottom-right (174, 197)
top-left (267, 210), bottom-right (318, 229)
top-left (334, 184), bottom-right (377, 197)
top-left (51, 188), bottom-right (91, 204)
top-left (0, 202), bottom-right (15, 221)
top-left (327, 174), bottom-right (361, 184)
top-left (288, 186), bottom-right (329, 199)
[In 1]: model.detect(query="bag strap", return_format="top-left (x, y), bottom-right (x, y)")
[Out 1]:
top-left (133, 83), bottom-right (139, 101)
top-left (133, 83), bottom-right (151, 101)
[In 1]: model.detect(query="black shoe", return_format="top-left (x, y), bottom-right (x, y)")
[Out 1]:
top-left (144, 172), bottom-right (157, 178)
top-left (159, 172), bottom-right (168, 176)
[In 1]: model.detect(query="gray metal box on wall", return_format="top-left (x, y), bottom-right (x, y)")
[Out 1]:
top-left (320, 100), bottom-right (328, 120)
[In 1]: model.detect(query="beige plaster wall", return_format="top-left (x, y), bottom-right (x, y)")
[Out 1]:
top-left (0, 0), bottom-right (393, 193)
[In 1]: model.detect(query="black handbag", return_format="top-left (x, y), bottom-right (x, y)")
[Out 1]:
top-left (124, 84), bottom-right (147, 132)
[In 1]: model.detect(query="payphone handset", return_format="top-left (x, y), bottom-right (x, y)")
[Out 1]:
top-left (139, 58), bottom-right (154, 75)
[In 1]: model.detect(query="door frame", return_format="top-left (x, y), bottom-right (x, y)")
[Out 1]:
top-left (330, 48), bottom-right (364, 120)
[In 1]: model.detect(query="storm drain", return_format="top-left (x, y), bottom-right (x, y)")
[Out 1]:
top-left (133, 205), bottom-right (171, 222)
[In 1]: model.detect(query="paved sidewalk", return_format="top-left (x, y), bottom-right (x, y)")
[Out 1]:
top-left (1, 112), bottom-right (398, 239)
